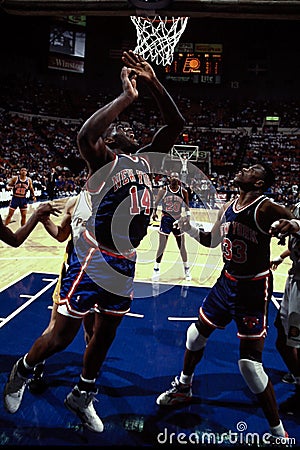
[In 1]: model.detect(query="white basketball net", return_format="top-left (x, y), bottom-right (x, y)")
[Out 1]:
top-left (130, 16), bottom-right (189, 66)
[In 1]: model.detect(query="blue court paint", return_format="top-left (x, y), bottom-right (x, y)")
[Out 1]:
top-left (0, 273), bottom-right (299, 447)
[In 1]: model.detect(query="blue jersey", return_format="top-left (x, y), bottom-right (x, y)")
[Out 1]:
top-left (12, 176), bottom-right (30, 198)
top-left (86, 153), bottom-right (152, 253)
top-left (220, 195), bottom-right (271, 278)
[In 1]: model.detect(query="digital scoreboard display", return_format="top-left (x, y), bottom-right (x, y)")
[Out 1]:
top-left (165, 43), bottom-right (222, 84)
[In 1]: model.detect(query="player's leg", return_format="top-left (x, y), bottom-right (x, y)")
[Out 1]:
top-left (278, 278), bottom-right (300, 414)
top-left (4, 207), bottom-right (15, 226)
top-left (82, 312), bottom-right (123, 380)
top-left (4, 313), bottom-right (82, 413)
top-left (239, 338), bottom-right (287, 437)
top-left (83, 310), bottom-right (95, 345)
top-left (275, 294), bottom-right (298, 383)
top-left (174, 233), bottom-right (191, 280)
top-left (28, 303), bottom-right (60, 394)
top-left (156, 278), bottom-right (231, 406)
top-left (20, 207), bottom-right (27, 226)
top-left (155, 233), bottom-right (168, 263)
top-left (152, 232), bottom-right (168, 281)
top-left (156, 317), bottom-right (214, 405)
top-left (64, 247), bottom-right (135, 433)
top-left (28, 263), bottom-right (65, 394)
top-left (64, 311), bottom-right (124, 433)
top-left (236, 274), bottom-right (287, 437)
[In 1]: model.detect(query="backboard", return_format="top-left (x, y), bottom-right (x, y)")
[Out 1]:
top-left (171, 144), bottom-right (199, 162)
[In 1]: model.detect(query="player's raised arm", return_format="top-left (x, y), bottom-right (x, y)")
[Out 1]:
top-left (122, 50), bottom-right (185, 154)
top-left (77, 66), bottom-right (138, 173)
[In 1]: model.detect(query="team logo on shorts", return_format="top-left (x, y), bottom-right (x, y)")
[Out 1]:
top-left (243, 316), bottom-right (259, 329)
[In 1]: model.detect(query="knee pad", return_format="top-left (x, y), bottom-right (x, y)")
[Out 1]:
top-left (287, 312), bottom-right (300, 346)
top-left (238, 359), bottom-right (268, 394)
top-left (186, 323), bottom-right (207, 351)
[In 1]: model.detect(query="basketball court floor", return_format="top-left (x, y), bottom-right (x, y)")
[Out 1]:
top-left (0, 137), bottom-right (296, 445)
top-left (0, 206), bottom-right (299, 447)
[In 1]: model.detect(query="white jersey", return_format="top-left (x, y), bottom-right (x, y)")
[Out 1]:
top-left (71, 190), bottom-right (92, 243)
top-left (52, 190), bottom-right (92, 305)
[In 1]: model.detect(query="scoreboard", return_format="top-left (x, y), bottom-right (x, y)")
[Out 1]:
top-left (165, 43), bottom-right (222, 84)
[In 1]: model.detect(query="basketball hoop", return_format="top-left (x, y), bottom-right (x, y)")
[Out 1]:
top-left (130, 16), bottom-right (189, 66)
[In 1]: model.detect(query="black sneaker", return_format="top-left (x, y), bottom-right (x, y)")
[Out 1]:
top-left (28, 376), bottom-right (48, 395)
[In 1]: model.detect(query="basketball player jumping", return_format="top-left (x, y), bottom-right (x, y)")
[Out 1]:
top-left (4, 50), bottom-right (185, 433)
top-left (27, 189), bottom-right (94, 394)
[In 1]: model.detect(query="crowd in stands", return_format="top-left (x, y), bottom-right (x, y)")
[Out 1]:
top-left (0, 78), bottom-right (299, 210)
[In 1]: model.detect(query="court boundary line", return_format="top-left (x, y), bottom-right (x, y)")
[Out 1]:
top-left (0, 275), bottom-right (58, 329)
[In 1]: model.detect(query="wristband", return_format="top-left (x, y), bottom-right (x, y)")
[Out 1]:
top-left (273, 256), bottom-right (284, 264)
top-left (186, 211), bottom-right (191, 216)
top-left (290, 219), bottom-right (300, 235)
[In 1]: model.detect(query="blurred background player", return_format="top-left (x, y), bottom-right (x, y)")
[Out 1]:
top-left (46, 167), bottom-right (58, 201)
top-left (152, 171), bottom-right (191, 282)
top-left (5, 167), bottom-right (36, 226)
top-left (28, 189), bottom-right (93, 394)
top-left (271, 201), bottom-right (300, 414)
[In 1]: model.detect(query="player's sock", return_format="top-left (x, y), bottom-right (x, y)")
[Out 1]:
top-left (77, 375), bottom-right (97, 393)
top-left (17, 354), bottom-right (34, 378)
top-left (179, 371), bottom-right (194, 386)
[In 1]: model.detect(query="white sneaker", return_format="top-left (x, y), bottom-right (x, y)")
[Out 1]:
top-left (152, 268), bottom-right (160, 282)
top-left (184, 267), bottom-right (192, 281)
top-left (64, 386), bottom-right (104, 433)
top-left (156, 376), bottom-right (192, 406)
top-left (4, 359), bottom-right (28, 413)
top-left (281, 372), bottom-right (296, 384)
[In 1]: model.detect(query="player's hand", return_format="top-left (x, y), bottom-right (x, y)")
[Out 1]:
top-left (122, 51), bottom-right (156, 82)
top-left (120, 66), bottom-right (138, 102)
top-left (152, 213), bottom-right (158, 221)
top-left (39, 215), bottom-right (51, 225)
top-left (34, 203), bottom-right (61, 220)
top-left (270, 255), bottom-right (283, 271)
top-left (269, 219), bottom-right (300, 238)
top-left (173, 216), bottom-right (191, 232)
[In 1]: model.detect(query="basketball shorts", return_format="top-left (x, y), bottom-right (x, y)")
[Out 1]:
top-left (52, 261), bottom-right (68, 305)
top-left (9, 197), bottom-right (28, 210)
top-left (275, 275), bottom-right (300, 348)
top-left (58, 233), bottom-right (136, 319)
top-left (199, 270), bottom-right (273, 339)
top-left (159, 214), bottom-right (182, 237)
